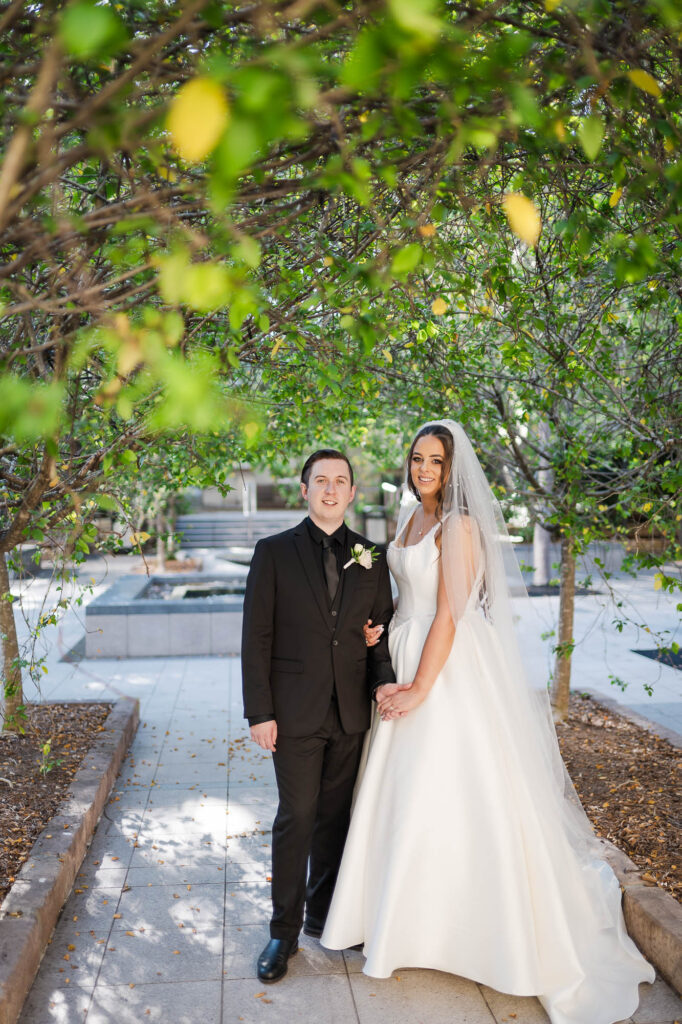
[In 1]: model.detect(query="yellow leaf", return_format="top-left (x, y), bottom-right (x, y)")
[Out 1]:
top-left (653, 573), bottom-right (663, 591)
top-left (431, 297), bottom-right (448, 316)
top-left (167, 78), bottom-right (229, 162)
top-left (117, 338), bottom-right (142, 378)
top-left (382, 348), bottom-right (393, 363)
top-left (545, 0), bottom-right (561, 10)
top-left (502, 193), bottom-right (541, 247)
top-left (608, 187), bottom-right (623, 208)
top-left (663, 138), bottom-right (675, 153)
top-left (553, 120), bottom-right (566, 142)
top-left (322, 256), bottom-right (333, 267)
top-left (96, 378), bottom-right (122, 403)
top-left (627, 69), bottom-right (662, 98)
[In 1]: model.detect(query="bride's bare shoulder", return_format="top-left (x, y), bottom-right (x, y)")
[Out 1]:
top-left (444, 511), bottom-right (475, 530)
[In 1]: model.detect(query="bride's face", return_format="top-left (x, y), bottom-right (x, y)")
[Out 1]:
top-left (410, 436), bottom-right (445, 501)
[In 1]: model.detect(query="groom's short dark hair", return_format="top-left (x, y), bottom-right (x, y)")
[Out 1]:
top-left (301, 449), bottom-right (354, 487)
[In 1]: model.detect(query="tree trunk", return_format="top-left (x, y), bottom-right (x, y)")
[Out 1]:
top-left (167, 495), bottom-right (176, 557)
top-left (533, 418), bottom-right (553, 586)
top-left (156, 511), bottom-right (165, 572)
top-left (0, 551), bottom-right (24, 733)
top-left (551, 534), bottom-right (575, 723)
top-left (533, 521), bottom-right (553, 586)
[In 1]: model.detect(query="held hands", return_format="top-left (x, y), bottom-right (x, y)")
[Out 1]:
top-left (363, 619), bottom-right (384, 647)
top-left (376, 681), bottom-right (424, 720)
top-left (250, 720), bottom-right (277, 752)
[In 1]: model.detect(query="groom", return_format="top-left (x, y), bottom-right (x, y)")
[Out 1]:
top-left (241, 449), bottom-right (396, 982)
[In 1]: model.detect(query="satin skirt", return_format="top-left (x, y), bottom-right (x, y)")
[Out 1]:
top-left (321, 611), bottom-right (654, 1024)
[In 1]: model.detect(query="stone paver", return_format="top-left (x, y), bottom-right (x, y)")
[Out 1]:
top-left (7, 554), bottom-right (682, 1023)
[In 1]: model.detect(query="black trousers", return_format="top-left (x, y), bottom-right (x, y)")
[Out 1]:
top-left (270, 698), bottom-right (364, 941)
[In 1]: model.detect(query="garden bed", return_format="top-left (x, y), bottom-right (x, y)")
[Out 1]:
top-left (557, 692), bottom-right (681, 903)
top-left (0, 703), bottom-right (111, 903)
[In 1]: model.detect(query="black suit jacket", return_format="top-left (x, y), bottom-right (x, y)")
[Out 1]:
top-left (241, 519), bottom-right (395, 737)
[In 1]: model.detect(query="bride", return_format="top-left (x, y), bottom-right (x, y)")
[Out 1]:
top-left (321, 420), bottom-right (654, 1024)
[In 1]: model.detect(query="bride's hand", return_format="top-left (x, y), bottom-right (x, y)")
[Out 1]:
top-left (375, 683), bottom-right (402, 720)
top-left (377, 682), bottom-right (424, 719)
top-left (363, 619), bottom-right (384, 647)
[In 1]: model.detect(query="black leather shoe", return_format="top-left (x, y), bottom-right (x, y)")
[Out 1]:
top-left (302, 918), bottom-right (324, 939)
top-left (257, 938), bottom-right (297, 983)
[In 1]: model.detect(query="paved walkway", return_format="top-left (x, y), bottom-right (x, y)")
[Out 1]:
top-left (6, 554), bottom-right (682, 1023)
top-left (516, 546), bottom-right (682, 740)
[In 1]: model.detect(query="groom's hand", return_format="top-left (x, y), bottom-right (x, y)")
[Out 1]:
top-left (375, 683), bottom-right (399, 702)
top-left (250, 720), bottom-right (277, 752)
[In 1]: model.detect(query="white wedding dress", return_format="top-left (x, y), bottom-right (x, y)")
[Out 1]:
top-left (321, 519), bottom-right (655, 1024)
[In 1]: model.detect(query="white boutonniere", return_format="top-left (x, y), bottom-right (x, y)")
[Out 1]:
top-left (343, 543), bottom-right (378, 570)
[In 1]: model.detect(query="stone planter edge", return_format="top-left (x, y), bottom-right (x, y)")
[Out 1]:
top-left (0, 696), bottom-right (139, 1024)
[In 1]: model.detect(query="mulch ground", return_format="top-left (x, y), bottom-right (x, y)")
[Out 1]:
top-left (0, 702), bottom-right (111, 903)
top-left (0, 695), bottom-right (680, 908)
top-left (557, 693), bottom-right (681, 903)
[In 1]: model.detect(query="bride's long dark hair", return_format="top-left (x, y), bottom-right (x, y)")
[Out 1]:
top-left (405, 423), bottom-right (454, 522)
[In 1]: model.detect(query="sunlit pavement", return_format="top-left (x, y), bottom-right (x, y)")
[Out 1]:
top-left (7, 554), bottom-right (682, 1023)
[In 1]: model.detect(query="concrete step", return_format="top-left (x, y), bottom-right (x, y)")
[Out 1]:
top-left (175, 511), bottom-right (303, 548)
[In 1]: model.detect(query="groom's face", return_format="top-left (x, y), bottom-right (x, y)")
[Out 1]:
top-left (301, 458), bottom-right (356, 531)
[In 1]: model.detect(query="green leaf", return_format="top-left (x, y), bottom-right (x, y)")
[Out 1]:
top-left (0, 377), bottom-right (63, 441)
top-left (96, 493), bottom-right (119, 512)
top-left (158, 250), bottom-right (190, 305)
top-left (578, 116), bottom-right (604, 161)
top-left (59, 1), bottom-right (127, 59)
top-left (228, 285), bottom-right (258, 330)
top-left (214, 117), bottom-right (261, 179)
top-left (391, 243), bottom-right (424, 275)
top-left (387, 0), bottom-right (442, 39)
top-left (232, 236), bottom-right (262, 269)
top-left (341, 28), bottom-right (385, 90)
top-left (184, 263), bottom-right (232, 312)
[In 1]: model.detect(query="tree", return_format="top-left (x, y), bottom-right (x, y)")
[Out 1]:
top-left (1, 0), bottom-right (680, 726)
top-left (354, 183), bottom-right (681, 717)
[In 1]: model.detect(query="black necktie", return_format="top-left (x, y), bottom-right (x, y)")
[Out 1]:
top-left (322, 535), bottom-right (340, 602)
